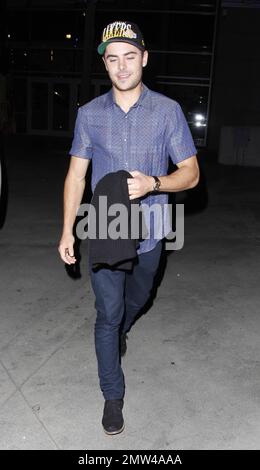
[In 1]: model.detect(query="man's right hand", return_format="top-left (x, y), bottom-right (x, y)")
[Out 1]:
top-left (58, 233), bottom-right (76, 264)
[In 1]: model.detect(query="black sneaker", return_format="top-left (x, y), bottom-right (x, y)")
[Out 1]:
top-left (120, 333), bottom-right (128, 357)
top-left (102, 399), bottom-right (124, 435)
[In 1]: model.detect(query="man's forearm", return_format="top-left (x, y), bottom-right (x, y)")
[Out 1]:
top-left (62, 174), bottom-right (86, 234)
top-left (128, 158), bottom-right (200, 200)
top-left (157, 165), bottom-right (199, 192)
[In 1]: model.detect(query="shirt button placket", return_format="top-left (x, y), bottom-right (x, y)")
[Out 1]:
top-left (124, 114), bottom-right (129, 169)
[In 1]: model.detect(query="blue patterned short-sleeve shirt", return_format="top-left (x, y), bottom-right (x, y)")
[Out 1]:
top-left (70, 84), bottom-right (197, 254)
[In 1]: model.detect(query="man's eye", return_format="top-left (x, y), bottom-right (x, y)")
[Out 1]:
top-left (109, 59), bottom-right (116, 63)
top-left (127, 56), bottom-right (135, 60)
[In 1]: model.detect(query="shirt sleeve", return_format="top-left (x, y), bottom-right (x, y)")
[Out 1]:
top-left (69, 107), bottom-right (93, 159)
top-left (166, 102), bottom-right (197, 164)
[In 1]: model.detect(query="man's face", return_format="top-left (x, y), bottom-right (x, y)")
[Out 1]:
top-left (102, 42), bottom-right (148, 92)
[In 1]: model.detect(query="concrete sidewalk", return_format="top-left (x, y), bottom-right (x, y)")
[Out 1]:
top-left (0, 136), bottom-right (260, 449)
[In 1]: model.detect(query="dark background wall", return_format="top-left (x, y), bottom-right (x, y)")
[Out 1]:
top-left (208, 6), bottom-right (260, 154)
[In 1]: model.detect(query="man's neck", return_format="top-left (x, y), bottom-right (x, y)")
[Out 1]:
top-left (113, 83), bottom-right (143, 113)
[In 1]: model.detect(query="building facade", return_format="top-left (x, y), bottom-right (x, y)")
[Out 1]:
top-left (5, 0), bottom-right (219, 147)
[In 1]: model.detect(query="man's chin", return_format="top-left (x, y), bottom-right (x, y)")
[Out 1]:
top-left (113, 80), bottom-right (141, 92)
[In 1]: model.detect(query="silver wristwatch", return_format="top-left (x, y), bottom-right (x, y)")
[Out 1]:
top-left (152, 175), bottom-right (161, 192)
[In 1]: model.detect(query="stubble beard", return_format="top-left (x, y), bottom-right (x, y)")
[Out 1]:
top-left (111, 73), bottom-right (142, 92)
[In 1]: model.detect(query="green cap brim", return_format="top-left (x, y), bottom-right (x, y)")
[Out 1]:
top-left (97, 39), bottom-right (144, 56)
top-left (97, 42), bottom-right (107, 55)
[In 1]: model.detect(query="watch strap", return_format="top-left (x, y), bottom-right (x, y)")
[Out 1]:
top-left (152, 175), bottom-right (161, 191)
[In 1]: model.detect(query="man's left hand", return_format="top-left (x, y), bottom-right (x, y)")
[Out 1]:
top-left (127, 170), bottom-right (153, 200)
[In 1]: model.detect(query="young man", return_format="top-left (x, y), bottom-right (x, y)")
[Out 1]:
top-left (58, 21), bottom-right (199, 435)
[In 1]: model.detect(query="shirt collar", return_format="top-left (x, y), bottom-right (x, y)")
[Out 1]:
top-left (104, 83), bottom-right (152, 111)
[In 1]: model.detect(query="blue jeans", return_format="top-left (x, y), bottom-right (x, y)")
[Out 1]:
top-left (89, 241), bottom-right (162, 400)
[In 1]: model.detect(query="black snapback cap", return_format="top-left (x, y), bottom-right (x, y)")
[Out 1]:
top-left (98, 21), bottom-right (145, 55)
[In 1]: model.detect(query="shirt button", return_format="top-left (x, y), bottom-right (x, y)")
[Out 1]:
top-left (124, 138), bottom-right (127, 141)
top-left (125, 115), bottom-right (128, 119)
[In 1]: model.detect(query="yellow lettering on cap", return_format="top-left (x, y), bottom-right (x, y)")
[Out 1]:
top-left (118, 22), bottom-right (127, 38)
top-left (102, 21), bottom-right (137, 42)
top-left (108, 22), bottom-right (114, 37)
top-left (114, 22), bottom-right (121, 35)
top-left (102, 22), bottom-right (116, 42)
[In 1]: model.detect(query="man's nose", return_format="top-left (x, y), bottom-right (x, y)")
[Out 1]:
top-left (118, 59), bottom-right (126, 70)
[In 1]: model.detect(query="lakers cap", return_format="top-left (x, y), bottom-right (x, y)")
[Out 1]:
top-left (97, 21), bottom-right (145, 55)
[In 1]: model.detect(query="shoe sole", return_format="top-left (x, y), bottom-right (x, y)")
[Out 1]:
top-left (103, 422), bottom-right (125, 435)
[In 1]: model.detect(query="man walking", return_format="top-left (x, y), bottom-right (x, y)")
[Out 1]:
top-left (58, 21), bottom-right (199, 435)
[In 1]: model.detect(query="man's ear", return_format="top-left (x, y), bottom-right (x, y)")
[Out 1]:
top-left (142, 50), bottom-right (148, 67)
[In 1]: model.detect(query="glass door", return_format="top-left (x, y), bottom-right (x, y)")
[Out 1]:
top-left (27, 78), bottom-right (79, 136)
